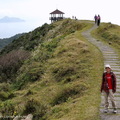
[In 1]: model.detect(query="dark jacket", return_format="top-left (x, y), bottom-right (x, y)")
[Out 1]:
top-left (101, 72), bottom-right (116, 93)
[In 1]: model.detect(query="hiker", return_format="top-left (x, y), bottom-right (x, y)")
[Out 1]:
top-left (75, 16), bottom-right (77, 20)
top-left (97, 15), bottom-right (101, 26)
top-left (94, 15), bottom-right (97, 24)
top-left (101, 64), bottom-right (117, 113)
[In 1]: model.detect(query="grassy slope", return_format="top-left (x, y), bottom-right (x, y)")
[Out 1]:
top-left (0, 19), bottom-right (103, 120)
top-left (92, 22), bottom-right (120, 55)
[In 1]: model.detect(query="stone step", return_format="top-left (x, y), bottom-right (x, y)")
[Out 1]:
top-left (103, 54), bottom-right (118, 57)
top-left (114, 97), bottom-right (120, 101)
top-left (116, 75), bottom-right (120, 77)
top-left (117, 84), bottom-right (120, 86)
top-left (104, 56), bottom-right (119, 59)
top-left (115, 76), bottom-right (120, 78)
top-left (103, 52), bottom-right (117, 54)
top-left (101, 95), bottom-right (120, 100)
top-left (117, 81), bottom-right (120, 84)
top-left (105, 59), bottom-right (120, 63)
top-left (112, 68), bottom-right (120, 71)
top-left (115, 93), bottom-right (120, 96)
top-left (104, 60), bottom-right (120, 62)
top-left (112, 67), bottom-right (120, 70)
top-left (115, 79), bottom-right (120, 81)
top-left (104, 62), bottom-right (120, 65)
top-left (111, 66), bottom-right (120, 67)
top-left (114, 72), bottom-right (120, 75)
top-left (103, 52), bottom-right (118, 54)
top-left (102, 50), bottom-right (117, 52)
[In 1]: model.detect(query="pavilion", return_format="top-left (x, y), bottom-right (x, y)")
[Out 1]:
top-left (49, 9), bottom-right (65, 23)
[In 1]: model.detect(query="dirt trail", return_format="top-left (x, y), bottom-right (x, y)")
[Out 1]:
top-left (82, 24), bottom-right (120, 120)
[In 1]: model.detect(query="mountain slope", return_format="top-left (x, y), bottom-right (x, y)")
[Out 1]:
top-left (0, 33), bottom-right (24, 50)
top-left (0, 19), bottom-right (103, 120)
top-left (0, 23), bottom-right (54, 54)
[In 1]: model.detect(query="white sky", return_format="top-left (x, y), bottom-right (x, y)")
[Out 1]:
top-left (0, 0), bottom-right (120, 26)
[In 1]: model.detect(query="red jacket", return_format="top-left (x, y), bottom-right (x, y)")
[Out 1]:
top-left (101, 72), bottom-right (116, 93)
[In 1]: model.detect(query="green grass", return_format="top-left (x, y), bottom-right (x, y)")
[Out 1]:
top-left (92, 22), bottom-right (120, 56)
top-left (0, 19), bottom-right (103, 120)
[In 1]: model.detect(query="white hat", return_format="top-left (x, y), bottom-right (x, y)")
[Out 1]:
top-left (105, 64), bottom-right (111, 69)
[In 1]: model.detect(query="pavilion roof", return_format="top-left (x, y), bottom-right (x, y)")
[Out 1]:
top-left (50, 9), bottom-right (64, 14)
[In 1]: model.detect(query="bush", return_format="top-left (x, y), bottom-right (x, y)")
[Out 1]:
top-left (0, 91), bottom-right (15, 101)
top-left (22, 99), bottom-right (48, 120)
top-left (0, 101), bottom-right (15, 117)
top-left (0, 50), bottom-right (30, 82)
top-left (0, 83), bottom-right (10, 92)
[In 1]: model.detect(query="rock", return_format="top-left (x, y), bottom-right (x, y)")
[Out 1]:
top-left (13, 114), bottom-right (33, 120)
top-left (25, 114), bottom-right (33, 120)
top-left (13, 116), bottom-right (20, 120)
top-left (109, 42), bottom-right (112, 45)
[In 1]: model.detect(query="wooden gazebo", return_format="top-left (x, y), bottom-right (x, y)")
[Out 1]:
top-left (50, 9), bottom-right (65, 23)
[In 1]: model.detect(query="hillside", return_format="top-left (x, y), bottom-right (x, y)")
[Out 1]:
top-left (92, 22), bottom-right (120, 51)
top-left (0, 19), bottom-right (103, 120)
top-left (0, 33), bottom-right (24, 50)
top-left (0, 23), bottom-right (55, 55)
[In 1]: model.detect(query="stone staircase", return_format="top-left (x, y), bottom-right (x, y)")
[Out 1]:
top-left (82, 24), bottom-right (120, 120)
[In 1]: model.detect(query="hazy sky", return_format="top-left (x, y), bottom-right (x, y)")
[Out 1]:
top-left (0, 0), bottom-right (120, 38)
top-left (0, 0), bottom-right (120, 25)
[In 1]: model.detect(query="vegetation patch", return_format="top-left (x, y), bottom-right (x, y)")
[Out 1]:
top-left (92, 22), bottom-right (120, 50)
top-left (22, 99), bottom-right (48, 120)
top-left (0, 50), bottom-right (30, 83)
top-left (0, 101), bottom-right (15, 117)
top-left (0, 19), bottom-right (103, 120)
top-left (51, 83), bottom-right (88, 106)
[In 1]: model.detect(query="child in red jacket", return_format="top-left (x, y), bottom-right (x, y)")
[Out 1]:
top-left (101, 64), bottom-right (117, 113)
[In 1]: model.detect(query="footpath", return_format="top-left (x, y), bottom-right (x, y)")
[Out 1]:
top-left (82, 24), bottom-right (120, 120)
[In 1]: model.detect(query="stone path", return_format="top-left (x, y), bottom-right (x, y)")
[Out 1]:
top-left (82, 24), bottom-right (120, 120)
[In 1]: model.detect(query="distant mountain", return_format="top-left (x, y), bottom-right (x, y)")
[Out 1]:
top-left (0, 16), bottom-right (25, 23)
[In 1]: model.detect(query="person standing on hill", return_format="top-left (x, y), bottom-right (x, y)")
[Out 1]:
top-left (101, 64), bottom-right (117, 113)
top-left (94, 15), bottom-right (97, 24)
top-left (97, 15), bottom-right (101, 26)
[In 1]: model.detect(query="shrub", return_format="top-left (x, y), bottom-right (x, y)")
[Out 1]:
top-left (0, 83), bottom-right (10, 92)
top-left (0, 91), bottom-right (15, 101)
top-left (0, 50), bottom-right (30, 82)
top-left (0, 101), bottom-right (15, 117)
top-left (22, 99), bottom-right (48, 120)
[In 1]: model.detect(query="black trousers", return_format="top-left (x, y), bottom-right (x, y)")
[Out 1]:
top-left (97, 20), bottom-right (100, 26)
